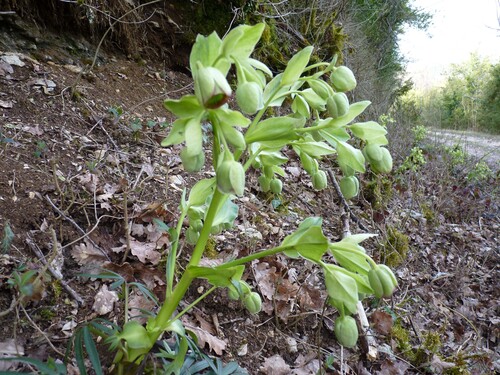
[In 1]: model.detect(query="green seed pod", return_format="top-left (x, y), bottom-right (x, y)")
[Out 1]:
top-left (334, 316), bottom-right (359, 348)
top-left (263, 166), bottom-right (274, 179)
top-left (236, 81), bottom-right (264, 115)
top-left (378, 264), bottom-right (398, 288)
top-left (300, 152), bottom-right (317, 175)
top-left (368, 266), bottom-right (397, 298)
top-left (363, 144), bottom-right (384, 162)
top-left (308, 79), bottom-right (334, 99)
top-left (194, 65), bottom-right (232, 109)
top-left (371, 147), bottom-right (393, 174)
top-left (258, 175), bottom-right (271, 192)
top-left (312, 170), bottom-right (328, 190)
top-left (210, 224), bottom-right (223, 234)
top-left (228, 286), bottom-right (239, 300)
top-left (243, 292), bottom-right (262, 314)
top-left (188, 206), bottom-right (204, 221)
top-left (185, 227), bottom-right (200, 245)
top-left (180, 147), bottom-right (205, 172)
top-left (326, 92), bottom-right (349, 118)
top-left (330, 66), bottom-right (357, 92)
top-left (339, 176), bottom-right (359, 200)
top-left (217, 160), bottom-right (246, 196)
top-left (377, 265), bottom-right (398, 297)
top-left (190, 219), bottom-right (203, 232)
top-left (368, 268), bottom-right (384, 299)
top-left (270, 178), bottom-right (283, 194)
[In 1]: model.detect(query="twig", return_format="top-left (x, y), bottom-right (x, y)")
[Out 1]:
top-left (327, 168), bottom-right (378, 360)
top-left (21, 305), bottom-right (65, 356)
top-left (44, 195), bottom-right (110, 260)
top-left (326, 169), bottom-right (368, 232)
top-left (26, 233), bottom-right (84, 305)
top-left (121, 187), bottom-right (132, 264)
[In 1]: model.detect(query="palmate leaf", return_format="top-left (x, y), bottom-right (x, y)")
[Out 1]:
top-left (282, 217), bottom-right (328, 262)
top-left (222, 24), bottom-right (265, 61)
top-left (190, 32), bottom-right (223, 75)
top-left (335, 140), bottom-right (366, 173)
top-left (349, 121), bottom-right (387, 141)
top-left (323, 264), bottom-right (358, 315)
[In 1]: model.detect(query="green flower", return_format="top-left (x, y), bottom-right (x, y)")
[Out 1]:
top-left (194, 64), bottom-right (232, 109)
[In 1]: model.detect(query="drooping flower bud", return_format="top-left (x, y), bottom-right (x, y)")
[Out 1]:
top-left (330, 66), bottom-right (357, 92)
top-left (326, 92), bottom-right (349, 118)
top-left (312, 170), bottom-right (328, 190)
top-left (194, 64), bottom-right (232, 109)
top-left (236, 81), bottom-right (264, 115)
top-left (216, 159), bottom-right (246, 196)
top-left (180, 147), bottom-right (205, 172)
top-left (339, 176), bottom-right (359, 200)
top-left (243, 292), bottom-right (262, 314)
top-left (270, 178), bottom-right (283, 194)
top-left (334, 315), bottom-right (358, 348)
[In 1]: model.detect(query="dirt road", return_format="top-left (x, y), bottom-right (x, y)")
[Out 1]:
top-left (427, 128), bottom-right (500, 170)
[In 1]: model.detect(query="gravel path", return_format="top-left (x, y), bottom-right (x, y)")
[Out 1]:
top-left (427, 128), bottom-right (500, 171)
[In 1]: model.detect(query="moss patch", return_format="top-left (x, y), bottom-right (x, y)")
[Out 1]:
top-left (378, 226), bottom-right (409, 267)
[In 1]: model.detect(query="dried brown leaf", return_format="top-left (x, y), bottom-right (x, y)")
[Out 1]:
top-left (259, 354), bottom-right (291, 375)
top-left (71, 239), bottom-right (107, 266)
top-left (184, 322), bottom-right (226, 356)
top-left (92, 284), bottom-right (119, 315)
top-left (371, 310), bottom-right (393, 336)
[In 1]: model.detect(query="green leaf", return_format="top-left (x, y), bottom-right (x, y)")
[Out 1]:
top-left (161, 118), bottom-right (189, 147)
top-left (282, 217), bottom-right (328, 262)
top-left (245, 116), bottom-right (304, 144)
top-left (187, 178), bottom-right (216, 207)
top-left (319, 127), bottom-right (350, 143)
top-left (335, 141), bottom-right (366, 173)
top-left (334, 267), bottom-right (373, 295)
top-left (349, 121), bottom-right (387, 141)
top-left (163, 95), bottom-right (204, 118)
top-left (223, 24), bottom-right (265, 61)
top-left (263, 73), bottom-right (288, 106)
top-left (83, 326), bottom-right (103, 375)
top-left (299, 88), bottom-right (326, 110)
top-left (184, 116), bottom-right (203, 156)
top-left (323, 264), bottom-right (358, 315)
top-left (292, 94), bottom-right (310, 118)
top-left (281, 46), bottom-right (314, 86)
top-left (343, 233), bottom-right (378, 244)
top-left (188, 265), bottom-right (245, 287)
top-left (2, 221), bottom-right (14, 254)
top-left (212, 199), bottom-right (238, 227)
top-left (318, 101), bottom-right (371, 130)
top-left (248, 57), bottom-right (273, 77)
top-left (259, 150), bottom-right (288, 166)
top-left (292, 141), bottom-right (336, 157)
top-left (330, 246), bottom-right (370, 274)
top-left (0, 357), bottom-right (66, 375)
top-left (213, 107), bottom-right (251, 128)
top-left (190, 32), bottom-right (223, 75)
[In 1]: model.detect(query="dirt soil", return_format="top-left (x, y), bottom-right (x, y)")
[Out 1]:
top-left (0, 31), bottom-right (499, 375)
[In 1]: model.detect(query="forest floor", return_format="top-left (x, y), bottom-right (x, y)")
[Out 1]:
top-left (0, 31), bottom-right (498, 375)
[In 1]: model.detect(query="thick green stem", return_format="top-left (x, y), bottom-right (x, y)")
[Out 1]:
top-left (151, 189), bottom-right (226, 336)
top-left (166, 210), bottom-right (187, 299)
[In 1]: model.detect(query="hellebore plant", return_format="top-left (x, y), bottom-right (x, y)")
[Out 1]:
top-left (88, 23), bottom-right (397, 372)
